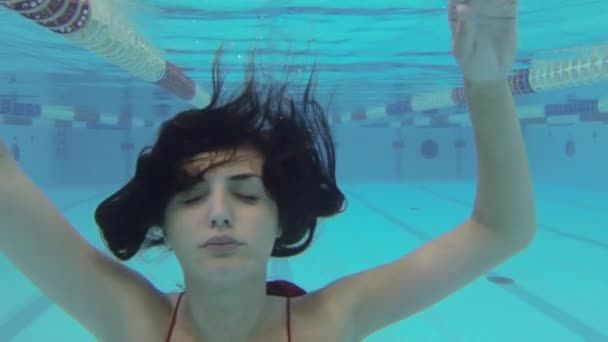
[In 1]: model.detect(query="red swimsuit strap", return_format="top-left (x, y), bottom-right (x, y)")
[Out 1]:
top-left (165, 281), bottom-right (306, 342)
top-left (266, 280), bottom-right (307, 297)
top-left (269, 280), bottom-right (307, 342)
top-left (165, 291), bottom-right (185, 342)
top-left (287, 297), bottom-right (292, 342)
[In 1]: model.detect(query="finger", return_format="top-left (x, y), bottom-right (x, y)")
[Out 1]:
top-left (490, 15), bottom-right (517, 67)
top-left (452, 6), bottom-right (476, 60)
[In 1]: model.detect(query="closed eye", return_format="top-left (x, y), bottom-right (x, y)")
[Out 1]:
top-left (235, 194), bottom-right (259, 203)
top-left (182, 194), bottom-right (259, 205)
top-left (183, 196), bottom-right (202, 205)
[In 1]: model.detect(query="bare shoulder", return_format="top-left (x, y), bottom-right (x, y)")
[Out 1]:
top-left (100, 289), bottom-right (174, 342)
top-left (308, 219), bottom-right (533, 339)
top-left (133, 289), bottom-right (358, 342)
top-left (289, 288), bottom-right (359, 341)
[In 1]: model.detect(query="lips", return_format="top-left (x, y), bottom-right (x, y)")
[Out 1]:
top-left (202, 235), bottom-right (242, 247)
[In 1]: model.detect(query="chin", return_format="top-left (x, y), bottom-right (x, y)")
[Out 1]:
top-left (204, 259), bottom-right (255, 277)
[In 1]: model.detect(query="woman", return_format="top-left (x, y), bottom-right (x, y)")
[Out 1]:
top-left (0, 1), bottom-right (535, 341)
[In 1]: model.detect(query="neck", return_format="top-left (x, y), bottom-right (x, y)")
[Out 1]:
top-left (181, 271), bottom-right (271, 341)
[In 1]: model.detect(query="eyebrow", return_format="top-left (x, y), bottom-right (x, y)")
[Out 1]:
top-left (194, 172), bottom-right (260, 182)
top-left (227, 173), bottom-right (260, 181)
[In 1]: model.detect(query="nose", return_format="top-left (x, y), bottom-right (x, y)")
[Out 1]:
top-left (208, 189), bottom-right (233, 229)
top-left (211, 216), bottom-right (232, 228)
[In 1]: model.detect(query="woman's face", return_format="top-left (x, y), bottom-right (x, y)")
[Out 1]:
top-left (163, 145), bottom-right (280, 282)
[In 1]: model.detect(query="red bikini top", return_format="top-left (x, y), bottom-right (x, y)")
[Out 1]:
top-left (266, 279), bottom-right (307, 297)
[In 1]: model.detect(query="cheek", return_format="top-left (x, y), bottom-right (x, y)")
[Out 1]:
top-left (249, 206), bottom-right (280, 242)
top-left (164, 213), bottom-right (198, 247)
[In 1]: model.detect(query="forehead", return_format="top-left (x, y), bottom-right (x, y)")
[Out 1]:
top-left (181, 146), bottom-right (264, 177)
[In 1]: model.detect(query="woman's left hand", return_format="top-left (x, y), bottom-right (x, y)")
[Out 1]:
top-left (448, 0), bottom-right (518, 82)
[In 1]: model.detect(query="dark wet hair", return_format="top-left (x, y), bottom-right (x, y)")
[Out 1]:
top-left (94, 50), bottom-right (346, 261)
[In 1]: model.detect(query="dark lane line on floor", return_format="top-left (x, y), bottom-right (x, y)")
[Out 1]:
top-left (416, 185), bottom-right (608, 250)
top-left (347, 189), bottom-right (607, 341)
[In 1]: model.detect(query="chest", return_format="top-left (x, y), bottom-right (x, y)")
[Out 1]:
top-left (166, 313), bottom-right (351, 342)
top-left (128, 294), bottom-right (356, 342)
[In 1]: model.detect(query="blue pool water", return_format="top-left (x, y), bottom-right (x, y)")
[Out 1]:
top-left (0, 1), bottom-right (607, 341)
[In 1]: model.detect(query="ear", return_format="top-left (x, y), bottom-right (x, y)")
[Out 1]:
top-left (276, 226), bottom-right (283, 239)
top-left (151, 225), bottom-right (169, 243)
